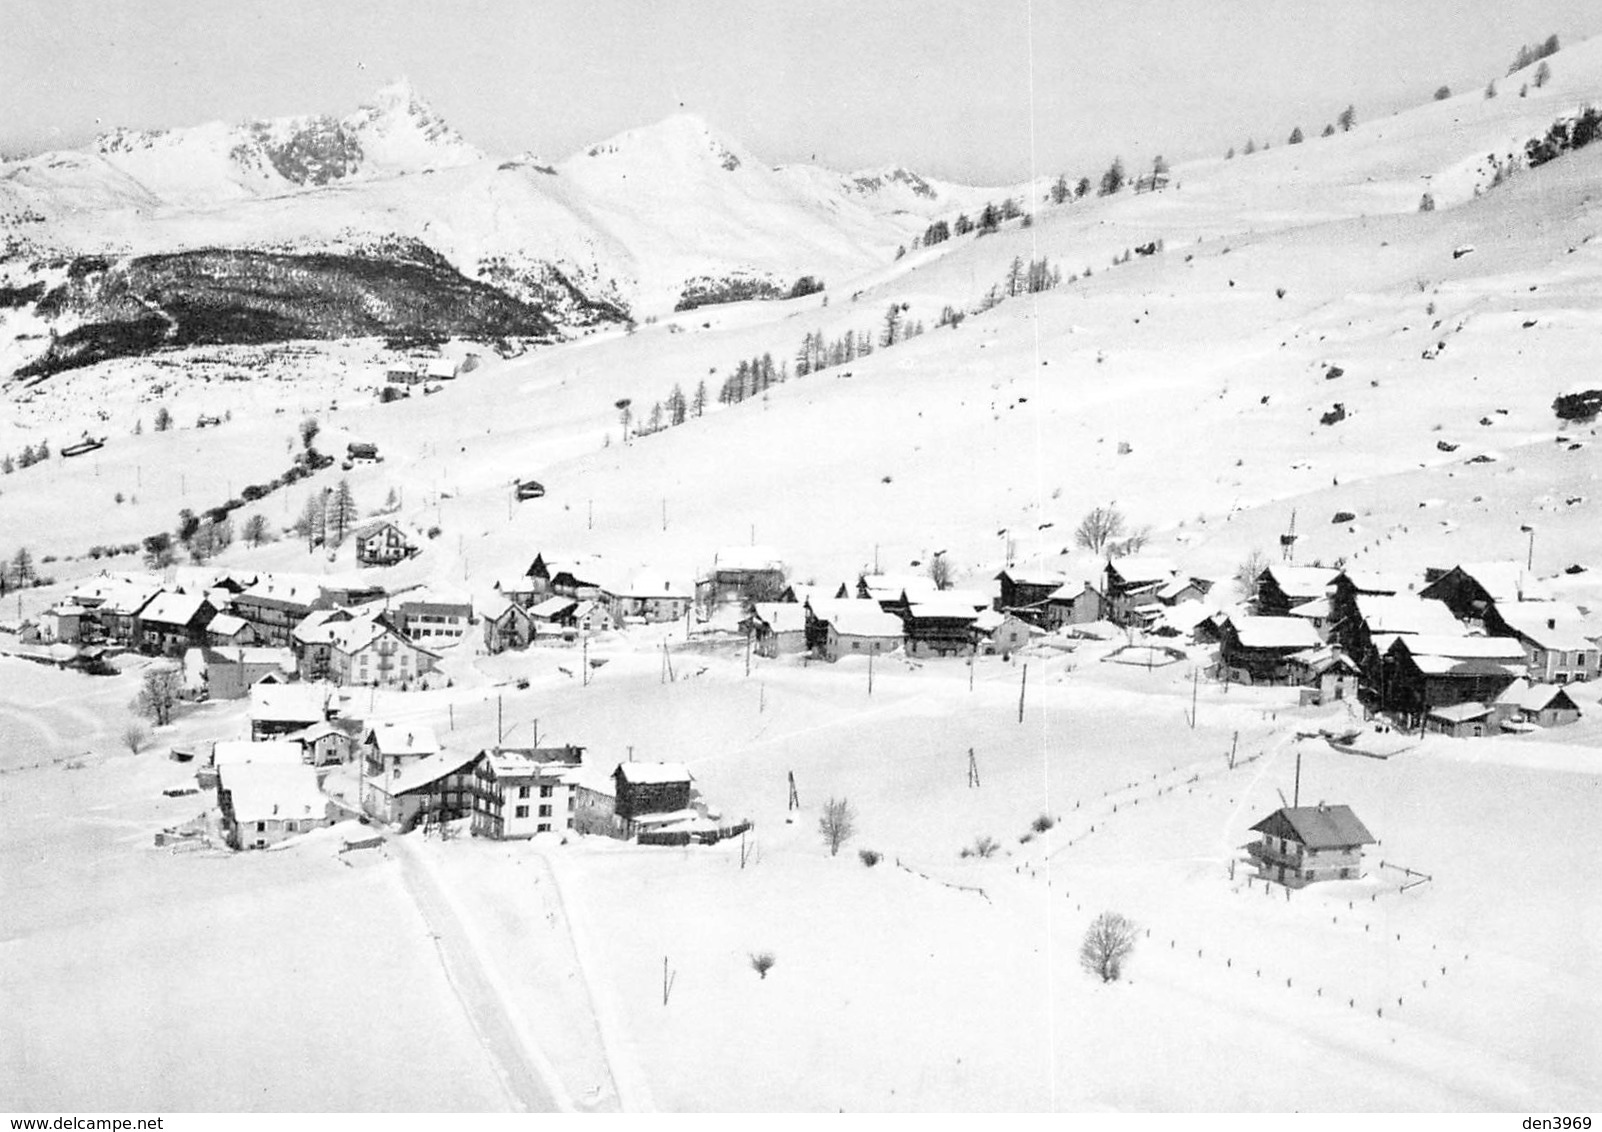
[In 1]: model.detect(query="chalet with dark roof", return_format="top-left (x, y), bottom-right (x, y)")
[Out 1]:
top-left (1248, 803), bottom-right (1375, 887)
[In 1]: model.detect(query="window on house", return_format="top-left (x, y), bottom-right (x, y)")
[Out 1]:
top-left (518, 785), bottom-right (531, 799)
top-left (540, 785), bottom-right (553, 798)
top-left (256, 821), bottom-right (266, 832)
top-left (539, 805), bottom-right (552, 818)
top-left (852, 641), bottom-right (860, 651)
top-left (286, 821), bottom-right (298, 832)
top-left (515, 805), bottom-right (529, 819)
top-left (538, 823), bottom-right (552, 833)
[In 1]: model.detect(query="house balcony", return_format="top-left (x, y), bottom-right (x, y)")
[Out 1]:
top-left (1246, 841), bottom-right (1302, 869)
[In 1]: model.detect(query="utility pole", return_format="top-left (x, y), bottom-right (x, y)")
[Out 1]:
top-left (582, 636), bottom-right (589, 686)
top-left (744, 631), bottom-right (751, 678)
top-left (967, 747), bottom-right (981, 788)
top-left (1293, 748), bottom-right (1302, 808)
top-left (868, 649), bottom-right (874, 696)
top-left (1018, 663), bottom-right (1028, 723)
top-left (497, 694), bottom-right (503, 744)
top-left (1189, 668), bottom-right (1199, 728)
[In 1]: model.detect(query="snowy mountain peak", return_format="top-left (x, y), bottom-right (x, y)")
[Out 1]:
top-left (847, 166), bottom-right (939, 199)
top-left (571, 112), bottom-right (749, 173)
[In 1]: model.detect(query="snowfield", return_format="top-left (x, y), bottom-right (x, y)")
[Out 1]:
top-left (4, 36), bottom-right (1602, 1113)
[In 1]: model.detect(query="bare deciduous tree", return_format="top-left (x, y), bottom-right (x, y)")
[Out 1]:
top-left (749, 951), bottom-right (776, 979)
top-left (1235, 548), bottom-right (1271, 605)
top-left (1074, 506), bottom-right (1127, 554)
top-left (818, 796), bottom-right (856, 857)
top-left (1080, 911), bottom-right (1138, 983)
top-left (123, 722), bottom-right (149, 754)
top-left (132, 666), bottom-right (183, 727)
top-left (926, 552), bottom-right (953, 591)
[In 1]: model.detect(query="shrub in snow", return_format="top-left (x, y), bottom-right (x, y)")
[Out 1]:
top-left (1032, 814), bottom-right (1056, 833)
top-left (1080, 911), bottom-right (1138, 983)
top-left (749, 952), bottom-right (776, 980)
top-left (961, 835), bottom-right (1000, 859)
top-left (818, 797), bottom-right (856, 857)
top-left (1553, 390), bottom-right (1602, 422)
top-left (858, 848), bottom-right (881, 867)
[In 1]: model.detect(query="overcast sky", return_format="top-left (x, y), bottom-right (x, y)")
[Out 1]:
top-left (4, 0), bottom-right (1600, 182)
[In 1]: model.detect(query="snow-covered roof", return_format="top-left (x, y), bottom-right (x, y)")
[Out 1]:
top-left (207, 612), bottom-right (250, 637)
top-left (426, 357), bottom-right (459, 378)
top-left (1446, 561), bottom-right (1539, 603)
top-left (713, 546), bottom-right (784, 572)
top-left (222, 763), bottom-right (329, 824)
top-left (1158, 600), bottom-right (1217, 633)
top-left (480, 744), bottom-right (583, 772)
top-left (497, 574), bottom-right (537, 593)
top-left (1108, 556), bottom-right (1177, 584)
top-left (860, 573), bottom-right (939, 599)
top-left (616, 761), bottom-right (692, 785)
top-left (353, 519), bottom-right (408, 543)
top-left (750, 602), bottom-right (807, 634)
top-left (1394, 635), bottom-right (1529, 661)
top-left (240, 574), bottom-right (327, 608)
top-left (1516, 683), bottom-right (1581, 712)
top-left (207, 646), bottom-right (294, 669)
top-left (606, 572), bottom-right (691, 599)
top-left (389, 748), bottom-right (481, 795)
top-left (997, 565), bottom-right (1067, 586)
top-left (973, 609), bottom-right (1005, 633)
top-left (213, 739), bottom-right (303, 767)
top-left (1427, 702), bottom-right (1494, 723)
top-left (1336, 569), bottom-right (1408, 595)
top-left (1493, 602), bottom-right (1596, 652)
top-left (251, 682), bottom-right (335, 723)
top-left (905, 596), bottom-right (982, 621)
top-left (136, 592), bottom-right (205, 627)
top-left (826, 605), bottom-right (907, 638)
top-left (529, 596), bottom-right (577, 618)
top-left (941, 588), bottom-right (993, 611)
top-left (365, 723), bottom-right (440, 758)
top-left (1288, 598), bottom-right (1332, 620)
top-left (291, 608), bottom-right (353, 646)
top-left (1260, 565), bottom-right (1338, 600)
top-left (1227, 616), bottom-right (1320, 650)
top-left (1356, 595), bottom-right (1463, 637)
top-left (1046, 579), bottom-right (1100, 602)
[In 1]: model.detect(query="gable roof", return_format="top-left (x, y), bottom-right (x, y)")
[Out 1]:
top-left (997, 565), bottom-right (1068, 587)
top-left (207, 612), bottom-right (251, 637)
top-left (750, 602), bottom-right (807, 634)
top-left (1226, 615), bottom-right (1321, 650)
top-left (221, 763), bottom-right (328, 824)
top-left (250, 682), bottom-right (336, 724)
top-left (1107, 557), bottom-right (1178, 585)
top-left (139, 591), bottom-right (209, 627)
top-left (1427, 701), bottom-right (1494, 723)
top-left (1356, 595), bottom-right (1463, 637)
top-left (389, 747), bottom-right (482, 795)
top-left (825, 605), bottom-right (906, 638)
top-left (354, 520), bottom-right (410, 543)
top-left (1260, 565), bottom-right (1339, 601)
top-left (1424, 561), bottom-right (1538, 605)
top-left (1517, 683), bottom-right (1582, 713)
top-left (615, 761), bottom-right (692, 786)
top-left (713, 546), bottom-right (784, 573)
top-left (905, 596), bottom-right (982, 622)
top-left (529, 595), bottom-right (578, 619)
top-left (364, 723), bottom-right (440, 757)
top-left (1492, 602), bottom-right (1596, 653)
top-left (213, 739), bottom-right (304, 767)
top-left (1250, 804), bottom-right (1375, 849)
